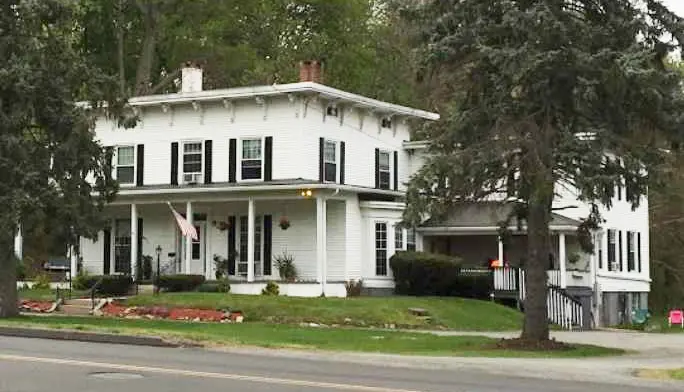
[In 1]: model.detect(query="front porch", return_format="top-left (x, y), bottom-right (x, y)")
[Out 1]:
top-left (78, 190), bottom-right (358, 297)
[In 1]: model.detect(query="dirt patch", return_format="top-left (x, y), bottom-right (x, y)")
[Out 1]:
top-left (19, 300), bottom-right (55, 313)
top-left (100, 303), bottom-right (243, 323)
top-left (493, 338), bottom-right (574, 351)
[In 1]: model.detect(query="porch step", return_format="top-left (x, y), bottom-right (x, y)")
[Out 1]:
top-left (64, 298), bottom-right (94, 307)
top-left (59, 303), bottom-right (93, 316)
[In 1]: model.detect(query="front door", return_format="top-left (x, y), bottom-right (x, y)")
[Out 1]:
top-left (176, 219), bottom-right (206, 275)
top-left (237, 216), bottom-right (263, 277)
top-left (114, 219), bottom-right (131, 274)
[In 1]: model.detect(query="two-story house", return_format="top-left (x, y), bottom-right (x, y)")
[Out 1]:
top-left (64, 61), bottom-right (649, 327)
top-left (72, 61), bottom-right (438, 297)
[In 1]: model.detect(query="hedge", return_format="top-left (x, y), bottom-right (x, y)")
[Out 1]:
top-left (196, 279), bottom-right (231, 293)
top-left (156, 274), bottom-right (206, 292)
top-left (390, 251), bottom-right (463, 296)
top-left (73, 274), bottom-right (133, 296)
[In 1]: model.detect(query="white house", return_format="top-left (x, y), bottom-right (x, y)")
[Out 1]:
top-left (60, 61), bottom-right (648, 327)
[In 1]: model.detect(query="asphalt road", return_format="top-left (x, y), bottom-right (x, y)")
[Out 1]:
top-left (0, 336), bottom-right (679, 392)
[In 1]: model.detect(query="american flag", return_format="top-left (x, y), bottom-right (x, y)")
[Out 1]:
top-left (167, 202), bottom-right (198, 240)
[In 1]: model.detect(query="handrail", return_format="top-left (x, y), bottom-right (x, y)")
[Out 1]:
top-left (90, 276), bottom-right (105, 311)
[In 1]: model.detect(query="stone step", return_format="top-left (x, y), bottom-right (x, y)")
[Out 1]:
top-left (64, 298), bottom-right (94, 306)
top-left (59, 304), bottom-right (93, 316)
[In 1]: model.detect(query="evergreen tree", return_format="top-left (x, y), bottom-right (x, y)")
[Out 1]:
top-left (0, 0), bottom-right (118, 317)
top-left (405, 0), bottom-right (684, 341)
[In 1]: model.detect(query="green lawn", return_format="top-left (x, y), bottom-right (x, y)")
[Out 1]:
top-left (0, 315), bottom-right (622, 358)
top-left (124, 293), bottom-right (523, 331)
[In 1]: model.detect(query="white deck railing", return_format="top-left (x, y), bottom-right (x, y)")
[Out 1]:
top-left (547, 286), bottom-right (583, 330)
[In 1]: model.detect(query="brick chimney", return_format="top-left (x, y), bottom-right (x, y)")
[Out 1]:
top-left (181, 61), bottom-right (203, 93)
top-left (299, 60), bottom-right (323, 84)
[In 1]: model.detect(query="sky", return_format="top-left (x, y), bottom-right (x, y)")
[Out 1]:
top-left (662, 0), bottom-right (684, 17)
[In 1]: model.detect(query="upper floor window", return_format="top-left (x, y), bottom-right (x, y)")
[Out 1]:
top-left (378, 151), bottom-right (391, 189)
top-left (607, 229), bottom-right (616, 271)
top-left (324, 140), bottom-right (337, 182)
top-left (627, 231), bottom-right (636, 272)
top-left (115, 146), bottom-right (135, 185)
top-left (242, 138), bottom-right (262, 180)
top-left (182, 142), bottom-right (203, 184)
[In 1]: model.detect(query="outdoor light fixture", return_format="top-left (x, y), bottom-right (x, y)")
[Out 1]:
top-left (299, 189), bottom-right (313, 197)
top-left (154, 245), bottom-right (162, 295)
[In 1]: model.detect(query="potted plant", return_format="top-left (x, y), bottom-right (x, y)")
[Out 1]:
top-left (279, 216), bottom-right (290, 230)
top-left (273, 251), bottom-right (297, 282)
top-left (213, 254), bottom-right (229, 279)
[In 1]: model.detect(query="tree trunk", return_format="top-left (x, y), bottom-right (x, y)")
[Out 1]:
top-left (134, 1), bottom-right (159, 96)
top-left (0, 231), bottom-right (19, 318)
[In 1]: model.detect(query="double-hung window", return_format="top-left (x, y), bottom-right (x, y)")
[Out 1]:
top-left (394, 225), bottom-right (404, 252)
top-left (115, 146), bottom-right (135, 185)
top-left (627, 231), bottom-right (636, 271)
top-left (607, 229), bottom-right (616, 271)
top-left (406, 228), bottom-right (416, 251)
top-left (241, 138), bottom-right (262, 180)
top-left (378, 151), bottom-right (391, 189)
top-left (324, 140), bottom-right (337, 182)
top-left (182, 142), bottom-right (203, 181)
top-left (375, 222), bottom-right (388, 276)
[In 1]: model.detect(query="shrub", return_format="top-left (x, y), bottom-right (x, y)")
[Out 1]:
top-left (274, 251), bottom-right (297, 282)
top-left (16, 262), bottom-right (26, 281)
top-left (156, 274), bottom-right (206, 292)
top-left (345, 279), bottom-right (363, 297)
top-left (32, 273), bottom-right (51, 290)
top-left (390, 251), bottom-right (462, 296)
top-left (261, 281), bottom-right (279, 296)
top-left (73, 274), bottom-right (132, 296)
top-left (196, 279), bottom-right (231, 293)
top-left (452, 272), bottom-right (493, 299)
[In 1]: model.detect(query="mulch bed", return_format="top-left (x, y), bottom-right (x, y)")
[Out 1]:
top-left (100, 302), bottom-right (244, 323)
top-left (19, 300), bottom-right (55, 313)
top-left (493, 338), bottom-right (574, 351)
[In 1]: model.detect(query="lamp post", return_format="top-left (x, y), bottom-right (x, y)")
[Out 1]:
top-left (155, 245), bottom-right (162, 295)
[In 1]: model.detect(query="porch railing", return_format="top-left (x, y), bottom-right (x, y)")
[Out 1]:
top-left (492, 268), bottom-right (563, 293)
top-left (547, 286), bottom-right (583, 330)
top-left (546, 270), bottom-right (561, 287)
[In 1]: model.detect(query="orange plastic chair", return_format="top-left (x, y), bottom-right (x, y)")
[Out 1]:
top-left (668, 310), bottom-right (684, 328)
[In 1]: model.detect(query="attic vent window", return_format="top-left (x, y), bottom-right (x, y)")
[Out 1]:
top-left (381, 117), bottom-right (392, 129)
top-left (326, 104), bottom-right (339, 117)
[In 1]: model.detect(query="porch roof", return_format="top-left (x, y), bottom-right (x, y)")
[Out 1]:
top-left (107, 178), bottom-right (405, 201)
top-left (418, 202), bottom-right (581, 233)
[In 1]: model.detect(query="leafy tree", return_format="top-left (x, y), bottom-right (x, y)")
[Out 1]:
top-left (0, 0), bottom-right (117, 317)
top-left (404, 0), bottom-right (684, 342)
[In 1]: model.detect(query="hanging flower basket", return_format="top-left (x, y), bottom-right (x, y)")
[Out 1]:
top-left (212, 220), bottom-right (230, 231)
top-left (279, 216), bottom-right (290, 230)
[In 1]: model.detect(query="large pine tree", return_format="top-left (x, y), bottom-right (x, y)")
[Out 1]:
top-left (405, 0), bottom-right (684, 341)
top-left (0, 0), bottom-right (117, 317)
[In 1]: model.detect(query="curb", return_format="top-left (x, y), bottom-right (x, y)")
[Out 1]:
top-left (0, 326), bottom-right (178, 348)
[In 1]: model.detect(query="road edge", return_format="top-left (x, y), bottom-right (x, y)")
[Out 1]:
top-left (0, 326), bottom-right (178, 348)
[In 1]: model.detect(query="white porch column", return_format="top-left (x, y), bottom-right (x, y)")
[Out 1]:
top-left (69, 244), bottom-right (77, 277)
top-left (185, 201), bottom-right (193, 274)
top-left (14, 223), bottom-right (23, 261)
top-left (316, 196), bottom-right (327, 293)
top-left (497, 236), bottom-right (504, 263)
top-left (130, 204), bottom-right (138, 279)
top-left (559, 233), bottom-right (567, 288)
top-left (247, 197), bottom-right (255, 282)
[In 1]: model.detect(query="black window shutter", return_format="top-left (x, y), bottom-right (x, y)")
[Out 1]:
top-left (393, 151), bottom-right (398, 190)
top-left (171, 142), bottom-right (179, 185)
top-left (229, 139), bottom-right (237, 183)
top-left (637, 232), bottom-right (642, 273)
top-left (374, 148), bottom-right (380, 188)
top-left (136, 144), bottom-right (144, 186)
top-left (204, 140), bottom-right (213, 184)
top-left (265, 136), bottom-right (273, 181)
top-left (228, 216), bottom-right (236, 275)
top-left (319, 137), bottom-right (325, 182)
top-left (103, 229), bottom-right (111, 275)
top-left (618, 231), bottom-right (623, 271)
top-left (137, 218), bottom-right (143, 280)
top-left (340, 141), bottom-right (346, 185)
top-left (263, 215), bottom-right (272, 276)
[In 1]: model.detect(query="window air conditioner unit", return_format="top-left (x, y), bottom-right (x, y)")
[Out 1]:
top-left (183, 173), bottom-right (202, 185)
top-left (610, 262), bottom-right (619, 271)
